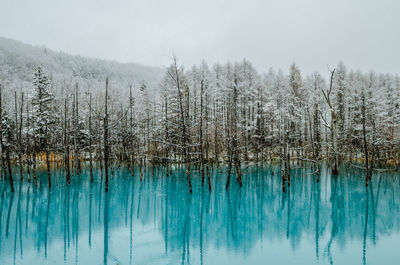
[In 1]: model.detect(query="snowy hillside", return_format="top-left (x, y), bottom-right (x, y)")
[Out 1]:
top-left (0, 36), bottom-right (163, 96)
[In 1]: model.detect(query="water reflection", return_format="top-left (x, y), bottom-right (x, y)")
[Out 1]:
top-left (0, 164), bottom-right (399, 265)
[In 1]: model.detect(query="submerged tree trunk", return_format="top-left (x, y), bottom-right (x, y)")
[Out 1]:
top-left (32, 151), bottom-right (38, 187)
top-left (321, 69), bottom-right (339, 175)
top-left (89, 93), bottom-right (93, 182)
top-left (332, 113), bottom-right (339, 175)
top-left (19, 93), bottom-right (24, 180)
top-left (26, 102), bottom-right (31, 182)
top-left (0, 84), bottom-right (5, 179)
top-left (6, 147), bottom-right (13, 192)
top-left (104, 78), bottom-right (110, 192)
top-left (46, 137), bottom-right (51, 189)
top-left (74, 83), bottom-right (81, 175)
top-left (173, 57), bottom-right (192, 193)
top-left (286, 131), bottom-right (291, 187)
top-left (64, 99), bottom-right (71, 184)
top-left (232, 78), bottom-right (242, 187)
top-left (314, 102), bottom-right (320, 181)
top-left (200, 80), bottom-right (205, 186)
top-left (361, 90), bottom-right (370, 186)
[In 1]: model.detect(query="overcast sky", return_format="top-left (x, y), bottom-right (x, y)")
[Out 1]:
top-left (0, 0), bottom-right (399, 75)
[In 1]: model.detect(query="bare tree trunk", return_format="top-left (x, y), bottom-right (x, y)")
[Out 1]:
top-left (32, 151), bottom-right (37, 187)
top-left (64, 99), bottom-right (71, 184)
top-left (361, 90), bottom-right (369, 186)
top-left (46, 123), bottom-right (51, 189)
top-left (6, 146), bottom-right (13, 192)
top-left (73, 83), bottom-right (81, 174)
top-left (226, 98), bottom-right (233, 190)
top-left (19, 93), bottom-right (24, 180)
top-left (332, 113), bottom-right (339, 175)
top-left (173, 56), bottom-right (192, 193)
top-left (89, 93), bottom-right (93, 182)
top-left (14, 92), bottom-right (23, 181)
top-left (104, 78), bottom-right (109, 192)
top-left (314, 102), bottom-right (320, 181)
top-left (286, 131), bottom-right (291, 187)
top-left (0, 84), bottom-right (5, 179)
top-left (232, 78), bottom-right (242, 187)
top-left (200, 80), bottom-right (205, 186)
top-left (213, 100), bottom-right (219, 166)
top-left (129, 86), bottom-right (135, 177)
top-left (321, 69), bottom-right (339, 175)
top-left (26, 101), bottom-right (31, 182)
top-left (205, 93), bottom-right (211, 192)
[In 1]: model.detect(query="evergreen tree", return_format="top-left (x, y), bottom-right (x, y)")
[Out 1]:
top-left (31, 66), bottom-right (54, 150)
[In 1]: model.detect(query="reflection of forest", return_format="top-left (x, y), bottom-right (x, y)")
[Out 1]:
top-left (0, 164), bottom-right (399, 264)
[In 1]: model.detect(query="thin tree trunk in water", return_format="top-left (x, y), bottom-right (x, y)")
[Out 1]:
top-left (172, 56), bottom-right (192, 193)
top-left (89, 93), bottom-right (93, 182)
top-left (46, 141), bottom-right (51, 189)
top-left (74, 83), bottom-right (81, 175)
top-left (26, 101), bottom-right (31, 182)
top-left (205, 93), bottom-right (211, 192)
top-left (200, 80), bottom-right (205, 186)
top-left (14, 92), bottom-right (22, 181)
top-left (19, 93), bottom-right (24, 180)
top-left (226, 149), bottom-right (233, 190)
top-left (64, 99), bottom-right (71, 184)
top-left (129, 86), bottom-right (135, 177)
top-left (6, 148), bottom-right (14, 192)
top-left (0, 84), bottom-right (5, 179)
top-left (104, 78), bottom-right (109, 192)
top-left (231, 79), bottom-right (242, 187)
top-left (321, 69), bottom-right (339, 175)
top-left (314, 102), bottom-right (320, 182)
top-left (281, 122), bottom-right (286, 192)
top-left (286, 131), bottom-right (290, 187)
top-left (32, 151), bottom-right (37, 187)
top-left (139, 158), bottom-right (143, 181)
top-left (362, 91), bottom-right (369, 187)
top-left (213, 100), bottom-right (219, 166)
top-left (5, 100), bottom-right (13, 192)
top-left (332, 113), bottom-right (339, 175)
top-left (234, 154), bottom-right (242, 187)
top-left (226, 97), bottom-right (233, 190)
top-left (44, 120), bottom-right (51, 189)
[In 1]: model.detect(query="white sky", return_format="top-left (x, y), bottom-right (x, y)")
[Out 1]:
top-left (0, 0), bottom-right (399, 75)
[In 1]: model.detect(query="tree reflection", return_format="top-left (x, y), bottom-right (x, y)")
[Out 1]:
top-left (0, 165), bottom-right (399, 265)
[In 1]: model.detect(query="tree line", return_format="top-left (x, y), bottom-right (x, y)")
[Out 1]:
top-left (0, 58), bottom-right (399, 192)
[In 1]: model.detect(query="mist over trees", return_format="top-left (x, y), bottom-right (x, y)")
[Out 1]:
top-left (0, 39), bottom-right (399, 193)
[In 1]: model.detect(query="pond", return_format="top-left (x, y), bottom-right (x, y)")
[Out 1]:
top-left (0, 164), bottom-right (399, 265)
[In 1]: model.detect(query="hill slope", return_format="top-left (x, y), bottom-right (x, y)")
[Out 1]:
top-left (0, 36), bottom-right (163, 95)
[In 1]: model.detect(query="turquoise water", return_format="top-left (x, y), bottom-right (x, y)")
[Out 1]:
top-left (0, 164), bottom-right (399, 265)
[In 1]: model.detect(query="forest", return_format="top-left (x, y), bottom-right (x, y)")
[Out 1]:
top-left (0, 57), bottom-right (399, 193)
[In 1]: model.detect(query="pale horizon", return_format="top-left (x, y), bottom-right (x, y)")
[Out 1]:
top-left (1, 0), bottom-right (399, 75)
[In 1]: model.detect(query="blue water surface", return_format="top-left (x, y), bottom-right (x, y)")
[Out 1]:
top-left (0, 163), bottom-right (399, 265)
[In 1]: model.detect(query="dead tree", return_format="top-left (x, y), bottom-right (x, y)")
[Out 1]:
top-left (104, 78), bottom-right (110, 192)
top-left (361, 88), bottom-right (370, 186)
top-left (321, 69), bottom-right (339, 175)
top-left (172, 56), bottom-right (192, 193)
top-left (73, 83), bottom-right (81, 174)
top-left (0, 84), bottom-right (5, 179)
top-left (232, 78), bottom-right (242, 187)
top-left (64, 98), bottom-right (71, 184)
top-left (89, 93), bottom-right (93, 182)
top-left (200, 79), bottom-right (205, 186)
top-left (129, 86), bottom-right (135, 177)
top-left (226, 77), bottom-right (242, 189)
top-left (45, 120), bottom-right (51, 189)
top-left (19, 93), bottom-right (24, 180)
